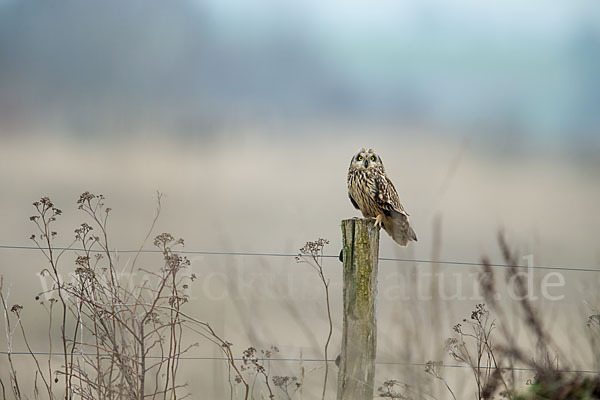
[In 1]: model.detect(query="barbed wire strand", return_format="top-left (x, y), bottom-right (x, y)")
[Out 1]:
top-left (0, 244), bottom-right (598, 273)
top-left (0, 351), bottom-right (599, 374)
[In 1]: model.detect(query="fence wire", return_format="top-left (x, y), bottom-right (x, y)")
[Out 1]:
top-left (1, 351), bottom-right (599, 375)
top-left (1, 244), bottom-right (598, 272)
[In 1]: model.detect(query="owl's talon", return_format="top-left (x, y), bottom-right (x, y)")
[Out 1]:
top-left (374, 214), bottom-right (383, 229)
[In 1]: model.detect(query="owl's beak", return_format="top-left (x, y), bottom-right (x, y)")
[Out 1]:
top-left (364, 160), bottom-right (368, 168)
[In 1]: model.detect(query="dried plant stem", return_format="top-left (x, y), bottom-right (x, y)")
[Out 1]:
top-left (1, 278), bottom-right (24, 400)
top-left (319, 265), bottom-right (333, 400)
top-left (6, 193), bottom-right (246, 400)
top-left (297, 239), bottom-right (332, 400)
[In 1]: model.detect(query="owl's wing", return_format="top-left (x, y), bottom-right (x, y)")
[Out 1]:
top-left (374, 174), bottom-right (408, 216)
top-left (375, 174), bottom-right (418, 244)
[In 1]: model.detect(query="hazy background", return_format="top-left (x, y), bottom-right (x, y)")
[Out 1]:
top-left (1, 1), bottom-right (599, 398)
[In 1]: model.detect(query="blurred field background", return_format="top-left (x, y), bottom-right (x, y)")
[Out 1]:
top-left (1, 1), bottom-right (599, 398)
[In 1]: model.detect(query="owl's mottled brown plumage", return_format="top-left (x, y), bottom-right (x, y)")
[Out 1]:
top-left (347, 148), bottom-right (417, 246)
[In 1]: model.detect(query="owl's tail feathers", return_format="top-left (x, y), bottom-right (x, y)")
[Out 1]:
top-left (383, 211), bottom-right (418, 247)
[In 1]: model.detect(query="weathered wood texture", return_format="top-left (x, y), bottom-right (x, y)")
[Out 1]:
top-left (337, 218), bottom-right (379, 400)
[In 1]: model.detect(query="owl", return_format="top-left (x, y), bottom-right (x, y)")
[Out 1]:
top-left (347, 148), bottom-right (417, 246)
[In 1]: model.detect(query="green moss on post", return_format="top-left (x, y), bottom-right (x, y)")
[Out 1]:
top-left (337, 218), bottom-right (379, 400)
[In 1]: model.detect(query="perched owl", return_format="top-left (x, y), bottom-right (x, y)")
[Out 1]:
top-left (347, 148), bottom-right (417, 246)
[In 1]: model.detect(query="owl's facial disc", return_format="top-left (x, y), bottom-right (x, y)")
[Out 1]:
top-left (352, 149), bottom-right (380, 170)
top-left (354, 152), bottom-right (368, 169)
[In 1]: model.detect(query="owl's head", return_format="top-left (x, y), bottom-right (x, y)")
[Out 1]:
top-left (349, 148), bottom-right (385, 172)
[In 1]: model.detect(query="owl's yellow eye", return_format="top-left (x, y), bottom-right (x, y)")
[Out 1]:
top-left (369, 156), bottom-right (375, 161)
top-left (357, 155), bottom-right (363, 161)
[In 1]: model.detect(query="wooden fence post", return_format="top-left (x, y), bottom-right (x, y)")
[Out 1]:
top-left (337, 218), bottom-right (380, 400)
